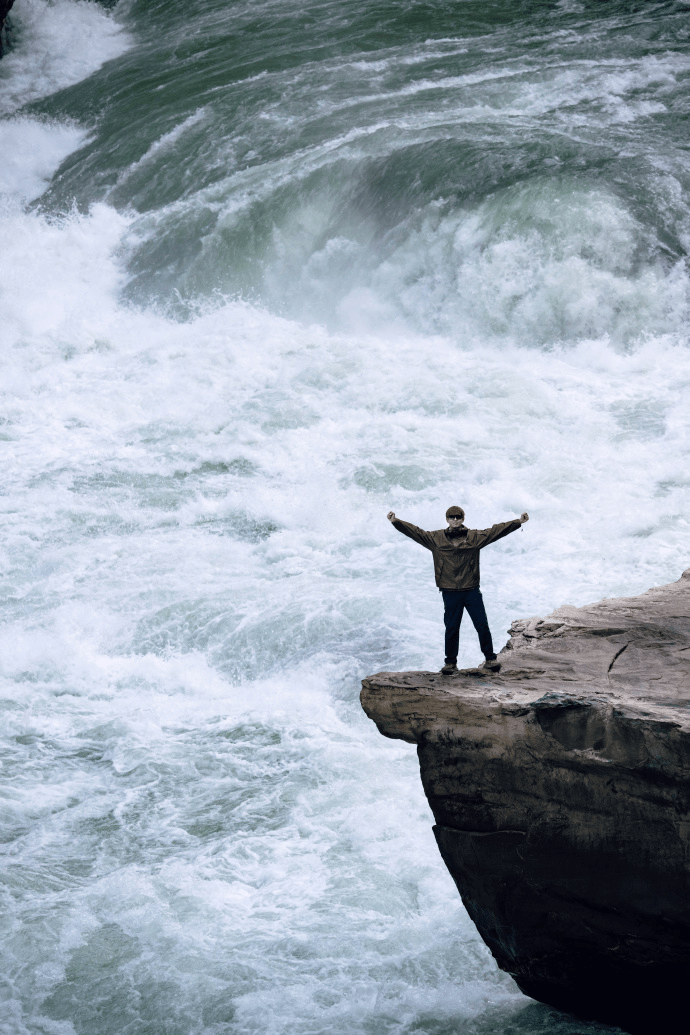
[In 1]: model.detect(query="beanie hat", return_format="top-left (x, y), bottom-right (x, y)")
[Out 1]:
top-left (446, 505), bottom-right (465, 519)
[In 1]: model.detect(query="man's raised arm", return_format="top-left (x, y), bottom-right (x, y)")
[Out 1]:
top-left (386, 511), bottom-right (435, 551)
top-left (477, 512), bottom-right (529, 548)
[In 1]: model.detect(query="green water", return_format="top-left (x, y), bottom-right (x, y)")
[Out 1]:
top-left (1, 0), bottom-right (688, 1032)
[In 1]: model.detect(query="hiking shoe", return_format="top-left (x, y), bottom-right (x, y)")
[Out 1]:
top-left (480, 656), bottom-right (501, 672)
top-left (440, 662), bottom-right (458, 675)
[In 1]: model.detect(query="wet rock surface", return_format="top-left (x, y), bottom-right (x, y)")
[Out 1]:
top-left (0, 0), bottom-right (15, 57)
top-left (361, 571), bottom-right (690, 1034)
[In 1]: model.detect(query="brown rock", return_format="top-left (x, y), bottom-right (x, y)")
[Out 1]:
top-left (361, 570), bottom-right (690, 1034)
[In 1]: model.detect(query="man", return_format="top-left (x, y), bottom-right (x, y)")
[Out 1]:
top-left (387, 505), bottom-right (529, 674)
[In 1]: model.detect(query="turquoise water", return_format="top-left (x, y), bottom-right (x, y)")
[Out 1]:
top-left (1, 0), bottom-right (688, 1031)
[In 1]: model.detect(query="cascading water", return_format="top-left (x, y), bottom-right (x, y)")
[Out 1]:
top-left (1, 1), bottom-right (688, 1032)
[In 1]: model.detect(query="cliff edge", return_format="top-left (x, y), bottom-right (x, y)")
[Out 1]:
top-left (361, 571), bottom-right (690, 1034)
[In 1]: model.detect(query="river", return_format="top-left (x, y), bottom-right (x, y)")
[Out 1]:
top-left (1, 1), bottom-right (688, 1032)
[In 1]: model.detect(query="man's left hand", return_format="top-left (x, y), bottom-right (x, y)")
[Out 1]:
top-left (519, 512), bottom-right (529, 524)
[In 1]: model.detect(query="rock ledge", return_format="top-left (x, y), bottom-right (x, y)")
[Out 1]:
top-left (361, 571), bottom-right (690, 1034)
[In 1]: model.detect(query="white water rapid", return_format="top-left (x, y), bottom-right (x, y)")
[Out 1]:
top-left (2, 1), bottom-right (688, 1033)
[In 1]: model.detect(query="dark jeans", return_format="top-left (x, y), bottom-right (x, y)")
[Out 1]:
top-left (441, 587), bottom-right (494, 664)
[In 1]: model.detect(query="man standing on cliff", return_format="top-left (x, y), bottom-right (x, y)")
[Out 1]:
top-left (387, 506), bottom-right (529, 674)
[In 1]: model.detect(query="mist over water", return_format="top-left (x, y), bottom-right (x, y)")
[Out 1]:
top-left (1, 1), bottom-right (689, 1032)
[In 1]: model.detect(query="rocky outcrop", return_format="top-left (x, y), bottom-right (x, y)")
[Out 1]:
top-left (0, 0), bottom-right (15, 57)
top-left (361, 571), bottom-right (690, 1034)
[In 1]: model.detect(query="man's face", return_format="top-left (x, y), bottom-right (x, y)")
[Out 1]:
top-left (447, 515), bottom-right (464, 528)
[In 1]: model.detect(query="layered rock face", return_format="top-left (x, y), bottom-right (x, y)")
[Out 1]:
top-left (361, 572), bottom-right (690, 1034)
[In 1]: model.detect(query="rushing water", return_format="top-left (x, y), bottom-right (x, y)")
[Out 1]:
top-left (1, 1), bottom-right (689, 1032)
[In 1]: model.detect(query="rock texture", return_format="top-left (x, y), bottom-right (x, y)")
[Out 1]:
top-left (0, 0), bottom-right (15, 58)
top-left (361, 571), bottom-right (690, 1034)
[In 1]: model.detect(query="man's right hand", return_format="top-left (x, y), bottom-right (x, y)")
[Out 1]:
top-left (387, 511), bottom-right (396, 522)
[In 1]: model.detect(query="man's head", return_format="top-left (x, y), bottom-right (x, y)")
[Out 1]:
top-left (446, 505), bottom-right (465, 528)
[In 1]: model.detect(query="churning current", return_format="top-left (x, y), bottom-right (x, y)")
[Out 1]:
top-left (1, 1), bottom-right (689, 1032)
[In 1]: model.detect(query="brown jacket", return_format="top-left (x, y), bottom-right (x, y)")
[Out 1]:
top-left (391, 518), bottom-right (521, 590)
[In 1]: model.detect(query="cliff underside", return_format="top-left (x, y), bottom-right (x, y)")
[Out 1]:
top-left (361, 571), bottom-right (690, 1034)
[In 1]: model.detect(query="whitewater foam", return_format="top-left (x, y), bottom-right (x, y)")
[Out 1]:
top-left (0, 0), bottom-right (130, 116)
top-left (0, 117), bottom-right (87, 200)
top-left (1, 2), bottom-right (688, 1033)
